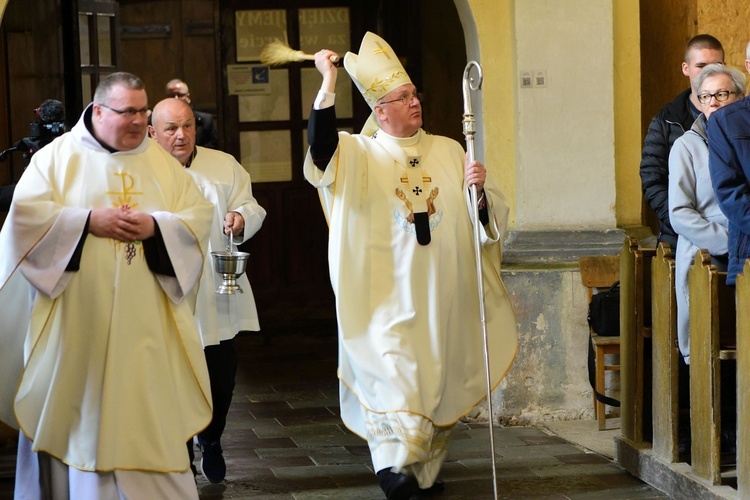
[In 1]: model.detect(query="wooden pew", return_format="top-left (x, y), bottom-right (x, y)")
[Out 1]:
top-left (651, 242), bottom-right (680, 463)
top-left (579, 255), bottom-right (620, 430)
top-left (736, 259), bottom-right (750, 497)
top-left (620, 235), bottom-right (656, 445)
top-left (689, 249), bottom-right (736, 485)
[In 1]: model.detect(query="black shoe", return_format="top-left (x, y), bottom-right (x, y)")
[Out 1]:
top-left (377, 469), bottom-right (419, 500)
top-left (199, 440), bottom-right (226, 483)
top-left (416, 478), bottom-right (444, 497)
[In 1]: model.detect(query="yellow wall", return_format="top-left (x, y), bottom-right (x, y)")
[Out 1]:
top-left (467, 0), bottom-right (519, 226)
top-left (467, 0), bottom-right (642, 229)
top-left (695, 2), bottom-right (750, 71)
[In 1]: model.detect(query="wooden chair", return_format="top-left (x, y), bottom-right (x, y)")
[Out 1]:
top-left (689, 249), bottom-right (736, 485)
top-left (736, 259), bottom-right (750, 497)
top-left (650, 242), bottom-right (680, 463)
top-left (620, 235), bottom-right (656, 445)
top-left (579, 255), bottom-right (620, 430)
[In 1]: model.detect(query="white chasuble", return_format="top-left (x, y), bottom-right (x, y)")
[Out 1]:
top-left (0, 116), bottom-right (214, 474)
top-left (304, 128), bottom-right (518, 484)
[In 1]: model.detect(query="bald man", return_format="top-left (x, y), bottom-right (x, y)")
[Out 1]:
top-left (165, 79), bottom-right (218, 148)
top-left (150, 97), bottom-right (266, 483)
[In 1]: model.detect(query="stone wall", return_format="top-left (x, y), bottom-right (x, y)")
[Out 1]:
top-left (466, 230), bottom-right (624, 425)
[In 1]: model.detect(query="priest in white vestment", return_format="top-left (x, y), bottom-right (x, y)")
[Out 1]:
top-left (0, 72), bottom-right (214, 499)
top-left (303, 32), bottom-right (518, 500)
top-left (150, 97), bottom-right (267, 483)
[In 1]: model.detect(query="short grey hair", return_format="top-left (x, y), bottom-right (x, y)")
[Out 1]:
top-left (694, 63), bottom-right (746, 97)
top-left (93, 72), bottom-right (145, 104)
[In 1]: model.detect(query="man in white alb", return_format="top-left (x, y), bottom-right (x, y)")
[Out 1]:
top-left (150, 97), bottom-right (267, 483)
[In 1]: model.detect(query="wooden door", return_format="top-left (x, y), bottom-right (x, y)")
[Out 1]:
top-left (218, 0), bottom-right (371, 328)
top-left (119, 0), bottom-right (219, 125)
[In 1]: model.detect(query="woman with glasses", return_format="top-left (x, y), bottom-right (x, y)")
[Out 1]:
top-left (668, 63), bottom-right (745, 365)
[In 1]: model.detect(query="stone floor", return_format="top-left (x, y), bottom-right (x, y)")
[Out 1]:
top-left (0, 324), bottom-right (667, 499)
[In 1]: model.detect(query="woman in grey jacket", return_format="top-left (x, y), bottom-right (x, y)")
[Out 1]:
top-left (668, 63), bottom-right (745, 364)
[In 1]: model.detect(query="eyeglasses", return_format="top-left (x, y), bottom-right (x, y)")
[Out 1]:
top-left (168, 92), bottom-right (190, 100)
top-left (697, 90), bottom-right (736, 104)
top-left (98, 103), bottom-right (152, 117)
top-left (378, 92), bottom-right (423, 106)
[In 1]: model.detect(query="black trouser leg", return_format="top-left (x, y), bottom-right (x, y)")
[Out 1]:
top-left (198, 338), bottom-right (238, 444)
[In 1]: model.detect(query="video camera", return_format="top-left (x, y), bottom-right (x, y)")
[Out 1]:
top-left (0, 99), bottom-right (66, 165)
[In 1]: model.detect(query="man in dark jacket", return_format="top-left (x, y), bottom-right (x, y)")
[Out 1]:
top-left (640, 34), bottom-right (724, 247)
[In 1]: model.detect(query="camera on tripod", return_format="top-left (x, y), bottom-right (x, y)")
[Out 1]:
top-left (0, 99), bottom-right (66, 165)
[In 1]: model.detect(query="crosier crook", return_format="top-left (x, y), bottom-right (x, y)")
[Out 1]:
top-left (462, 60), bottom-right (498, 500)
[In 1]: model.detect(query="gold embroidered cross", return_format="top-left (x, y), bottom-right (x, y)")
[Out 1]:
top-left (373, 41), bottom-right (391, 60)
top-left (107, 172), bottom-right (142, 209)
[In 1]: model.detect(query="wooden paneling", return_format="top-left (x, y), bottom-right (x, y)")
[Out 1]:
top-left (119, 0), bottom-right (218, 118)
top-left (651, 242), bottom-right (679, 463)
top-left (639, 0), bottom-right (691, 139)
top-left (0, 0), bottom-right (64, 183)
top-left (620, 235), bottom-right (656, 445)
top-left (689, 249), bottom-right (736, 485)
top-left (736, 259), bottom-right (750, 497)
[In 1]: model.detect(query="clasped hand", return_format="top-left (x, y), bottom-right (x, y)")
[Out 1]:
top-left (89, 206), bottom-right (155, 242)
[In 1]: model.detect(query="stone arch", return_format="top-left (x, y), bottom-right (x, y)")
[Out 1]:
top-left (452, 0), bottom-right (485, 162)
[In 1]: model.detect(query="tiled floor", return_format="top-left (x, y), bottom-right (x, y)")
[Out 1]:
top-left (0, 324), bottom-right (667, 499)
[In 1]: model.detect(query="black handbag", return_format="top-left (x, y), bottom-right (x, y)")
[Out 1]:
top-left (587, 281), bottom-right (620, 337)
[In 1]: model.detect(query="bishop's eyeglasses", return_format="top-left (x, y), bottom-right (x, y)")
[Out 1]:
top-left (697, 90), bottom-right (736, 104)
top-left (377, 92), bottom-right (424, 106)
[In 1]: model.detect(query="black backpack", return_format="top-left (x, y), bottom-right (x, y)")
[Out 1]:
top-left (586, 281), bottom-right (620, 407)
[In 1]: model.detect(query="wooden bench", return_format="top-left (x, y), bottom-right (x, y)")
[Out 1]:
top-left (620, 235), bottom-right (656, 445)
top-left (651, 242), bottom-right (680, 463)
top-left (689, 249), bottom-right (736, 485)
top-left (579, 255), bottom-right (620, 430)
top-left (736, 259), bottom-right (750, 497)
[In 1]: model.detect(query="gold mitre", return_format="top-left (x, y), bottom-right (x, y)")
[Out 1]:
top-left (344, 31), bottom-right (412, 109)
